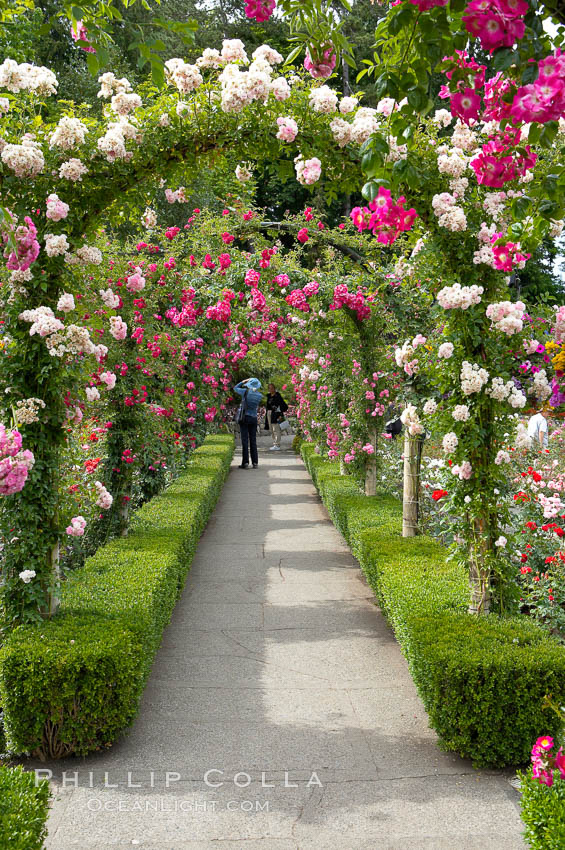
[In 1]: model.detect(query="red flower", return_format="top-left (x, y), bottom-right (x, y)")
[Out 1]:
top-left (84, 458), bottom-right (101, 473)
top-left (432, 489), bottom-right (448, 501)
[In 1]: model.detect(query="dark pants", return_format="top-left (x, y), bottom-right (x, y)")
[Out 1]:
top-left (240, 417), bottom-right (258, 466)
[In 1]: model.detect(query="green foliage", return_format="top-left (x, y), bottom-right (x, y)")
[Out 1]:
top-left (519, 768), bottom-right (565, 849)
top-left (292, 434), bottom-right (303, 454)
top-left (0, 435), bottom-right (234, 759)
top-left (0, 765), bottom-right (50, 850)
top-left (301, 444), bottom-right (565, 768)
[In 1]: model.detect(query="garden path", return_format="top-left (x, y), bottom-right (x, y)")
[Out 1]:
top-left (44, 435), bottom-right (525, 849)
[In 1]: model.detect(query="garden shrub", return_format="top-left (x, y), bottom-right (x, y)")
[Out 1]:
top-left (0, 435), bottom-right (234, 759)
top-left (0, 765), bottom-right (50, 850)
top-left (519, 768), bottom-right (565, 849)
top-left (301, 444), bottom-right (565, 768)
top-left (292, 434), bottom-right (303, 454)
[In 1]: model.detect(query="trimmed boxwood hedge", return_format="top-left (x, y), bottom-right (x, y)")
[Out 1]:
top-left (0, 765), bottom-right (50, 850)
top-left (301, 443), bottom-right (565, 768)
top-left (0, 435), bottom-right (234, 760)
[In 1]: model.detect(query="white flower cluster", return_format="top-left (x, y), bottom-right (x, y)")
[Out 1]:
top-left (451, 119), bottom-right (478, 152)
top-left (218, 56), bottom-right (285, 112)
top-left (97, 72), bottom-right (132, 99)
top-left (49, 116), bottom-right (88, 150)
top-left (110, 91), bottom-right (142, 116)
top-left (473, 222), bottom-right (497, 267)
top-left (330, 117), bottom-right (352, 148)
top-left (235, 163), bottom-right (252, 182)
top-left (394, 340), bottom-right (420, 376)
top-left (437, 146), bottom-right (467, 178)
top-left (19, 306), bottom-right (64, 338)
top-left (58, 158), bottom-right (88, 182)
top-left (340, 96), bottom-right (358, 114)
top-left (56, 292), bottom-right (75, 313)
top-left (495, 450), bottom-right (511, 465)
top-left (65, 245), bottom-right (102, 266)
top-left (483, 191), bottom-right (507, 221)
top-left (423, 399), bottom-right (437, 415)
top-left (165, 59), bottom-right (203, 94)
top-left (386, 136), bottom-right (407, 163)
top-left (432, 108), bottom-right (453, 128)
top-left (442, 431), bottom-right (458, 453)
top-left (196, 48), bottom-right (223, 70)
top-left (0, 59), bottom-right (57, 96)
top-left (14, 397), bottom-right (46, 425)
top-left (46, 324), bottom-right (96, 358)
top-left (449, 176), bottom-right (469, 198)
top-left (431, 192), bottom-right (467, 231)
top-left (487, 377), bottom-right (526, 408)
top-left (99, 287), bottom-right (120, 308)
top-left (437, 341), bottom-right (454, 359)
top-left (45, 233), bottom-right (70, 257)
top-left (350, 108), bottom-right (379, 145)
top-left (530, 368), bottom-right (552, 401)
top-left (309, 85), bottom-right (338, 113)
top-left (452, 404), bottom-right (470, 422)
top-left (437, 283), bottom-right (483, 310)
top-left (220, 39), bottom-right (249, 64)
top-left (400, 404), bottom-right (424, 436)
top-left (460, 361), bottom-right (489, 395)
top-left (515, 422), bottom-right (531, 450)
top-left (142, 207), bottom-right (157, 228)
top-left (485, 300), bottom-right (525, 335)
top-left (252, 44), bottom-right (283, 66)
top-left (1, 137), bottom-right (44, 177)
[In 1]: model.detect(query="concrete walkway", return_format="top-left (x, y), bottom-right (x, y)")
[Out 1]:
top-left (44, 436), bottom-right (525, 849)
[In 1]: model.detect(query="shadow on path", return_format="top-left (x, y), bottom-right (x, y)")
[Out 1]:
top-left (41, 435), bottom-right (525, 849)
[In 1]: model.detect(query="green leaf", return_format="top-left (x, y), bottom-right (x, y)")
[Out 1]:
top-left (361, 181), bottom-right (380, 202)
top-left (85, 51), bottom-right (99, 76)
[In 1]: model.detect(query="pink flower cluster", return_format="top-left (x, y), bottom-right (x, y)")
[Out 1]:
top-left (244, 0), bottom-right (275, 22)
top-left (46, 193), bottom-right (69, 222)
top-left (70, 20), bottom-right (96, 53)
top-left (463, 0), bottom-right (527, 53)
top-left (0, 425), bottom-right (34, 496)
top-left (408, 0), bottom-right (448, 8)
top-left (491, 236), bottom-right (530, 272)
top-left (276, 116), bottom-right (298, 143)
top-left (303, 46), bottom-right (336, 80)
top-left (511, 50), bottom-right (565, 124)
top-left (471, 130), bottom-right (536, 188)
top-left (351, 188), bottom-right (417, 245)
top-left (66, 515), bottom-right (86, 536)
top-left (3, 215), bottom-right (40, 272)
top-left (330, 284), bottom-right (371, 321)
top-left (531, 735), bottom-right (565, 787)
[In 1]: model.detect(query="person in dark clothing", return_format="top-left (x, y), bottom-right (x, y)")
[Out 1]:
top-left (264, 383), bottom-right (288, 451)
top-left (234, 377), bottom-right (262, 468)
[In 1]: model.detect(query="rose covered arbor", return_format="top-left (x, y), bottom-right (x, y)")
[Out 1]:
top-left (1, 0), bottom-right (565, 845)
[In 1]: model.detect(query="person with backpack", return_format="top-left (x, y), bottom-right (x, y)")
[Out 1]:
top-left (234, 377), bottom-right (263, 469)
top-left (264, 383), bottom-right (288, 451)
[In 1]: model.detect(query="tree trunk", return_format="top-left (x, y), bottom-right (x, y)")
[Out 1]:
top-left (47, 541), bottom-right (60, 617)
top-left (342, 55), bottom-right (351, 96)
top-left (468, 517), bottom-right (491, 615)
top-left (119, 497), bottom-right (130, 537)
top-left (402, 432), bottom-right (424, 537)
top-left (364, 425), bottom-right (377, 496)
